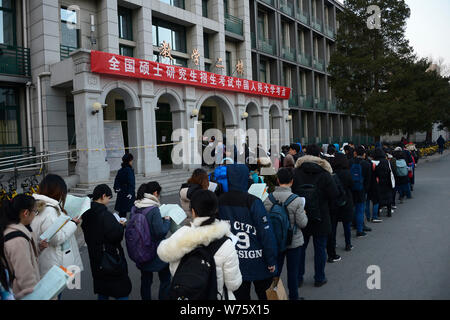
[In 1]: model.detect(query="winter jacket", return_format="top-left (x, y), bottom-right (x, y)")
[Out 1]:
top-left (3, 223), bottom-right (40, 299)
top-left (263, 186), bottom-right (308, 249)
top-left (114, 165), bottom-right (136, 214)
top-left (31, 194), bottom-right (84, 278)
top-left (218, 164), bottom-right (278, 281)
top-left (179, 183), bottom-right (203, 226)
top-left (157, 217), bottom-right (242, 300)
top-left (437, 136), bottom-right (445, 148)
top-left (331, 169), bottom-right (354, 223)
top-left (81, 202), bottom-right (132, 298)
top-left (132, 194), bottom-right (171, 272)
top-left (291, 156), bottom-right (339, 237)
top-left (372, 159), bottom-right (394, 206)
top-left (348, 157), bottom-right (372, 203)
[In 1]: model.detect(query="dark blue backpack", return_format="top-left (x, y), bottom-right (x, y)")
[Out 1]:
top-left (350, 162), bottom-right (364, 191)
top-left (267, 194), bottom-right (298, 253)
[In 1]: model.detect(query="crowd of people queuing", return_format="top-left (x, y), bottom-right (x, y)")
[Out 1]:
top-left (0, 136), bottom-right (432, 300)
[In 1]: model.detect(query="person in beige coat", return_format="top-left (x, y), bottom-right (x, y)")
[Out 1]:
top-left (158, 190), bottom-right (242, 300)
top-left (30, 175), bottom-right (84, 286)
top-left (179, 168), bottom-right (209, 226)
top-left (1, 194), bottom-right (48, 299)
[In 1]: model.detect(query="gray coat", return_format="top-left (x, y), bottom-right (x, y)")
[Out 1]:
top-left (264, 186), bottom-right (308, 249)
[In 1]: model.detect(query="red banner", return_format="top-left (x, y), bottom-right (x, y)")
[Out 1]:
top-left (90, 50), bottom-right (291, 100)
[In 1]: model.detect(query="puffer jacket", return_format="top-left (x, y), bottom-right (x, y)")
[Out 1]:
top-left (31, 194), bottom-right (84, 278)
top-left (3, 223), bottom-right (40, 299)
top-left (263, 186), bottom-right (308, 249)
top-left (157, 217), bottom-right (242, 300)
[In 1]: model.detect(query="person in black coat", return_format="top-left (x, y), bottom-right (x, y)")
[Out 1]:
top-left (291, 144), bottom-right (339, 287)
top-left (114, 153), bottom-right (136, 218)
top-left (327, 153), bottom-right (354, 258)
top-left (81, 184), bottom-right (132, 300)
top-left (373, 148), bottom-right (394, 217)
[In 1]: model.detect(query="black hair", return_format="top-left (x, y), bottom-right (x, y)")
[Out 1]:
top-left (88, 184), bottom-right (112, 201)
top-left (136, 181), bottom-right (162, 200)
top-left (289, 143), bottom-right (300, 153)
top-left (327, 145), bottom-right (336, 155)
top-left (374, 148), bottom-right (386, 160)
top-left (356, 146), bottom-right (366, 157)
top-left (394, 151), bottom-right (405, 160)
top-left (332, 153), bottom-right (350, 170)
top-left (39, 174), bottom-right (68, 209)
top-left (277, 168), bottom-right (294, 184)
top-left (0, 194), bottom-right (36, 291)
top-left (121, 153), bottom-right (134, 168)
top-left (189, 190), bottom-right (218, 227)
top-left (306, 144), bottom-right (320, 157)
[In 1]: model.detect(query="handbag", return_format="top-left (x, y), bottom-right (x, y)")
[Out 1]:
top-left (388, 161), bottom-right (396, 189)
top-left (99, 244), bottom-right (127, 276)
top-left (266, 277), bottom-right (288, 300)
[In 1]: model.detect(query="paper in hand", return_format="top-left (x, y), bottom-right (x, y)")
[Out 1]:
top-left (208, 182), bottom-right (218, 192)
top-left (113, 212), bottom-right (127, 224)
top-left (39, 215), bottom-right (71, 241)
top-left (65, 195), bottom-right (91, 219)
top-left (22, 265), bottom-right (71, 300)
top-left (159, 204), bottom-right (187, 225)
top-left (248, 183), bottom-right (268, 201)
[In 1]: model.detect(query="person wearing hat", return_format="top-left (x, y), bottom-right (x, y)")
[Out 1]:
top-left (113, 153), bottom-right (136, 219)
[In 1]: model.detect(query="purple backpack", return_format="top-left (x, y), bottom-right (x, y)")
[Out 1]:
top-left (125, 206), bottom-right (158, 267)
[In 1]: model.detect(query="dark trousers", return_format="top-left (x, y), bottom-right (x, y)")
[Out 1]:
top-left (299, 234), bottom-right (327, 283)
top-left (276, 246), bottom-right (302, 300)
top-left (234, 277), bottom-right (273, 300)
top-left (327, 217), bottom-right (351, 258)
top-left (140, 267), bottom-right (171, 300)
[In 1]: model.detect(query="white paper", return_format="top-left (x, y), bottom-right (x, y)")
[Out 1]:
top-left (39, 215), bottom-right (71, 241)
top-left (208, 182), bottom-right (218, 192)
top-left (159, 204), bottom-right (187, 225)
top-left (113, 212), bottom-right (127, 224)
top-left (65, 195), bottom-right (91, 219)
top-left (248, 183), bottom-right (268, 201)
top-left (22, 265), bottom-right (70, 300)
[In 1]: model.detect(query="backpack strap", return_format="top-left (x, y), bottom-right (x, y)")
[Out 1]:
top-left (4, 231), bottom-right (30, 243)
top-left (283, 194), bottom-right (299, 208)
top-left (268, 193), bottom-right (279, 205)
top-left (207, 236), bottom-right (230, 256)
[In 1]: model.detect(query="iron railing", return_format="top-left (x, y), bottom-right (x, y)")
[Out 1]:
top-left (298, 52), bottom-right (312, 67)
top-left (60, 45), bottom-right (78, 60)
top-left (225, 13), bottom-right (243, 36)
top-left (296, 8), bottom-right (309, 25)
top-left (280, 0), bottom-right (294, 17)
top-left (0, 45), bottom-right (31, 77)
top-left (282, 46), bottom-right (296, 62)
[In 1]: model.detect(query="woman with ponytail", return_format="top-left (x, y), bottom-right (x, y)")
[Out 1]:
top-left (157, 190), bottom-right (242, 300)
top-left (1, 195), bottom-right (48, 299)
top-left (31, 174), bottom-right (84, 298)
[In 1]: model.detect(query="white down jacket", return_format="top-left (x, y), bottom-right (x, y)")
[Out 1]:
top-left (157, 217), bottom-right (242, 300)
top-left (31, 194), bottom-right (85, 278)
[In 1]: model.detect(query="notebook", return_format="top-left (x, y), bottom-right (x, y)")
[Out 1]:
top-left (159, 204), bottom-right (187, 226)
top-left (22, 265), bottom-right (71, 300)
top-left (65, 195), bottom-right (91, 219)
top-left (39, 215), bottom-right (71, 241)
top-left (248, 183), bottom-right (269, 201)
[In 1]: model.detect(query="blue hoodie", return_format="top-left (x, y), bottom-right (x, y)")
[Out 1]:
top-left (218, 164), bottom-right (278, 281)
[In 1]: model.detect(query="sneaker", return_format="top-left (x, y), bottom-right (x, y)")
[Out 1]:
top-left (371, 218), bottom-right (383, 223)
top-left (363, 225), bottom-right (372, 232)
top-left (327, 255), bottom-right (341, 263)
top-left (314, 279), bottom-right (328, 287)
top-left (345, 245), bottom-right (354, 251)
top-left (356, 231), bottom-right (367, 237)
top-left (392, 205), bottom-right (397, 209)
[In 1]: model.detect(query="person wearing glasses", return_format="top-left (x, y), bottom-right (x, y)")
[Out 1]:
top-left (81, 184), bottom-right (132, 300)
top-left (1, 194), bottom-right (48, 299)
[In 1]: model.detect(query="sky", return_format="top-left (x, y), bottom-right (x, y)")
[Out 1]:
top-left (336, 0), bottom-right (450, 66)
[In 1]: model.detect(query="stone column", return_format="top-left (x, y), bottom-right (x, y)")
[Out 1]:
top-left (136, 2), bottom-right (153, 60)
top-left (72, 50), bottom-right (110, 184)
top-left (98, 0), bottom-right (119, 54)
top-left (237, 0), bottom-right (252, 79)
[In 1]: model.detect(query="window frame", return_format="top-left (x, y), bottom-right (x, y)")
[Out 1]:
top-left (60, 6), bottom-right (80, 49)
top-left (152, 18), bottom-right (187, 54)
top-left (119, 44), bottom-right (134, 57)
top-left (0, 0), bottom-right (16, 47)
top-left (0, 86), bottom-right (21, 147)
top-left (118, 6), bottom-right (133, 41)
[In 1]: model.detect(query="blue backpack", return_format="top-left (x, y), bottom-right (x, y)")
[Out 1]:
top-left (267, 193), bottom-right (298, 253)
top-left (396, 159), bottom-right (408, 177)
top-left (350, 162), bottom-right (364, 191)
top-left (214, 166), bottom-right (229, 193)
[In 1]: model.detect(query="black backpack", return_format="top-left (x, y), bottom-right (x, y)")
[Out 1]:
top-left (168, 236), bottom-right (229, 300)
top-left (295, 184), bottom-right (322, 223)
top-left (332, 173), bottom-right (347, 207)
top-left (3, 231), bottom-right (30, 283)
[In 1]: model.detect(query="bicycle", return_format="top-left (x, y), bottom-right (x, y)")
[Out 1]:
top-left (22, 174), bottom-right (40, 196)
top-left (6, 175), bottom-right (18, 200)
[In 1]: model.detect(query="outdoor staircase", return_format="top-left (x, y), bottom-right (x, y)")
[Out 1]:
top-left (68, 168), bottom-right (205, 198)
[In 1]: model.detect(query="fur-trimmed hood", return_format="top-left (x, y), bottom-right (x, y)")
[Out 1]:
top-left (134, 193), bottom-right (160, 208)
top-left (157, 217), bottom-right (231, 263)
top-left (33, 193), bottom-right (62, 215)
top-left (295, 155), bottom-right (333, 174)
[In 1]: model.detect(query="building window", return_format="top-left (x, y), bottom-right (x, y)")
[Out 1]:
top-left (224, 0), bottom-right (229, 14)
top-left (153, 52), bottom-right (187, 67)
top-left (119, 45), bottom-right (134, 57)
top-left (118, 6), bottom-right (133, 40)
top-left (259, 60), bottom-right (267, 83)
top-left (0, 0), bottom-right (16, 46)
top-left (226, 51), bottom-right (231, 76)
top-left (205, 63), bottom-right (211, 72)
top-left (202, 0), bottom-right (208, 18)
top-left (203, 33), bottom-right (210, 59)
top-left (0, 87), bottom-right (20, 146)
top-left (152, 18), bottom-right (187, 53)
top-left (61, 7), bottom-right (80, 48)
top-left (160, 0), bottom-right (185, 10)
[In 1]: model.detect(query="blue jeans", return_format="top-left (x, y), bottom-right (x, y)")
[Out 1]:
top-left (354, 202), bottom-right (365, 232)
top-left (141, 267), bottom-right (171, 300)
top-left (365, 199), bottom-right (379, 220)
top-left (398, 183), bottom-right (411, 199)
top-left (298, 234), bottom-right (327, 284)
top-left (277, 246), bottom-right (302, 300)
top-left (98, 295), bottom-right (128, 300)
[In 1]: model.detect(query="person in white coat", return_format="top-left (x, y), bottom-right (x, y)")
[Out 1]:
top-left (157, 190), bottom-right (242, 300)
top-left (30, 174), bottom-right (84, 298)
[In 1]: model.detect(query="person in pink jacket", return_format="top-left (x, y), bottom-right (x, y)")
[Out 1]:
top-left (1, 194), bottom-right (48, 299)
